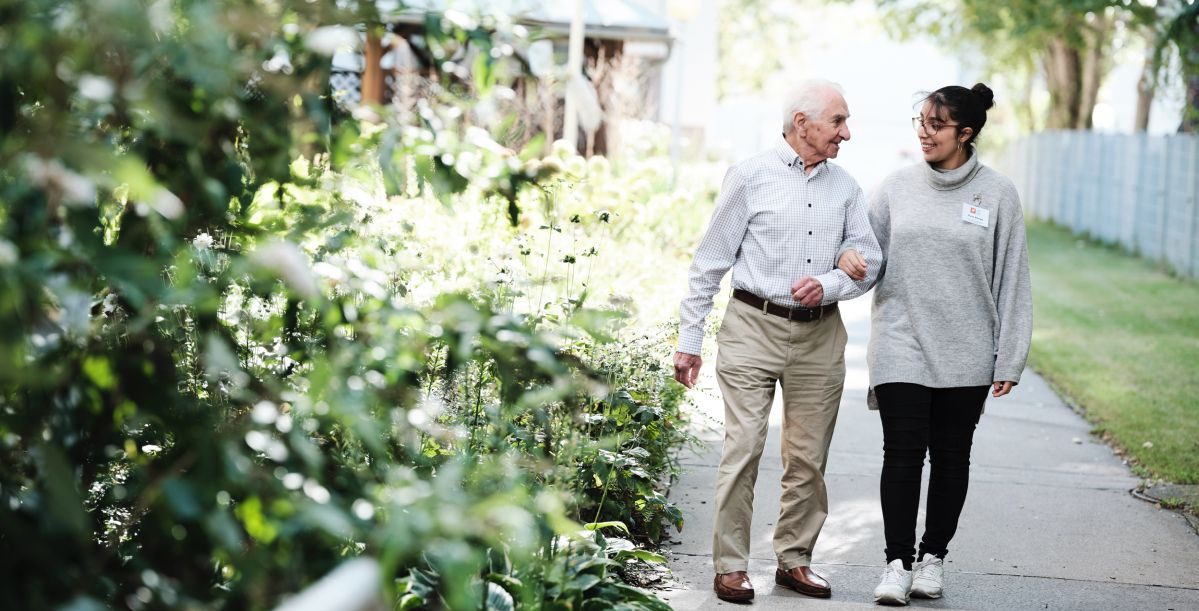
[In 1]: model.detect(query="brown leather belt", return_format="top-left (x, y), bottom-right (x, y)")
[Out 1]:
top-left (732, 288), bottom-right (837, 322)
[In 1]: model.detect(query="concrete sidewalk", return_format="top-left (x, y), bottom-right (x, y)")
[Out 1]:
top-left (659, 295), bottom-right (1199, 610)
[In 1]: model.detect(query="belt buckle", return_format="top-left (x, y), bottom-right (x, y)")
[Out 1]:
top-left (793, 304), bottom-right (821, 322)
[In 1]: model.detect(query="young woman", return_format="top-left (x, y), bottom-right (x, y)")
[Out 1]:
top-left (838, 83), bottom-right (1032, 606)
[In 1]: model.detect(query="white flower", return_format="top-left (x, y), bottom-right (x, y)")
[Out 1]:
top-left (340, 184), bottom-right (375, 207)
top-left (290, 155), bottom-right (310, 179)
top-left (251, 400), bottom-right (279, 425)
top-left (551, 139), bottom-right (576, 157)
top-left (57, 288), bottom-right (92, 338)
top-left (0, 240), bottom-right (18, 266)
top-left (442, 9), bottom-right (478, 30)
top-left (192, 232), bottom-right (214, 250)
top-left (302, 479), bottom-right (330, 503)
top-left (24, 157), bottom-right (96, 206)
top-left (312, 261), bottom-right (346, 283)
top-left (352, 498), bottom-right (375, 520)
top-left (147, 0), bottom-right (172, 33)
top-left (538, 156), bottom-right (563, 174)
top-left (472, 98), bottom-right (497, 126)
top-left (305, 26), bottom-right (359, 56)
top-left (78, 74), bottom-right (115, 101)
top-left (263, 48), bottom-right (293, 74)
top-left (101, 292), bottom-right (120, 315)
top-left (250, 240), bottom-right (318, 299)
top-left (527, 40), bottom-right (554, 78)
top-left (150, 188), bottom-right (184, 219)
top-left (247, 296), bottom-right (273, 320)
top-left (282, 472), bottom-right (304, 489)
top-left (465, 126), bottom-right (509, 155)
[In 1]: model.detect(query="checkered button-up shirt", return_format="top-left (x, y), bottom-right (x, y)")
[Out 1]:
top-left (677, 136), bottom-right (882, 355)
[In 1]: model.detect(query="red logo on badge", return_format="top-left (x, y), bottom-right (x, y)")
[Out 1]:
top-left (970, 207), bottom-right (977, 214)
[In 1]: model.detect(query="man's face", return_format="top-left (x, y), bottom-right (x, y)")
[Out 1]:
top-left (801, 92), bottom-right (852, 161)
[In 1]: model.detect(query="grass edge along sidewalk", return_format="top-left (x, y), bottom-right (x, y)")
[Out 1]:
top-left (1025, 220), bottom-right (1199, 488)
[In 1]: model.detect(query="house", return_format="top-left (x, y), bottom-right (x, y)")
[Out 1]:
top-left (331, 0), bottom-right (673, 155)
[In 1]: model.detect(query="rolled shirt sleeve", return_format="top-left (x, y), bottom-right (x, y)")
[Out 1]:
top-left (815, 187), bottom-right (882, 304)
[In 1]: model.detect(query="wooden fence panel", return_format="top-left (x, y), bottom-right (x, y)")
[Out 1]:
top-left (999, 132), bottom-right (1199, 278)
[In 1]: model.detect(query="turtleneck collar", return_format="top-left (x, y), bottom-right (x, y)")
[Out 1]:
top-left (923, 148), bottom-right (982, 191)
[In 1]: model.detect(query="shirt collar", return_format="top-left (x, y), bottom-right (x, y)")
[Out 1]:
top-left (774, 134), bottom-right (825, 174)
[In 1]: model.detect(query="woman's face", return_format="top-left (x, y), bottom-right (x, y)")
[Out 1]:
top-left (915, 101), bottom-right (967, 168)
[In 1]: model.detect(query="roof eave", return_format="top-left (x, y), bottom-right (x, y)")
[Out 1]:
top-left (382, 11), bottom-right (671, 43)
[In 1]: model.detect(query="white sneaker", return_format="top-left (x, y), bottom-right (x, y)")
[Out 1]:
top-left (911, 555), bottom-right (944, 599)
top-left (873, 559), bottom-right (912, 605)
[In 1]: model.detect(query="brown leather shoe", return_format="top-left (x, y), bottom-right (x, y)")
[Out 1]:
top-left (775, 566), bottom-right (831, 598)
top-left (714, 571), bottom-right (755, 603)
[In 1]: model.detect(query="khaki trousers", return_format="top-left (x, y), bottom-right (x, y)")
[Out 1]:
top-left (712, 297), bottom-right (847, 573)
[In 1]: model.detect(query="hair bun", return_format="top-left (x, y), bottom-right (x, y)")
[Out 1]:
top-left (971, 83), bottom-right (995, 110)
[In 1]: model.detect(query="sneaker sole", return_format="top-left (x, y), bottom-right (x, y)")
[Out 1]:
top-left (910, 587), bottom-right (942, 599)
top-left (873, 592), bottom-right (910, 606)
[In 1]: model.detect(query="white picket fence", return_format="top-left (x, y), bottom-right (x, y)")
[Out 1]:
top-left (997, 131), bottom-right (1199, 278)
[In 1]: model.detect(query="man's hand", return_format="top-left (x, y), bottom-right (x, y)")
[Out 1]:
top-left (673, 352), bottom-right (703, 389)
top-left (837, 250), bottom-right (867, 281)
top-left (790, 276), bottom-right (824, 308)
top-left (992, 381), bottom-right (1014, 398)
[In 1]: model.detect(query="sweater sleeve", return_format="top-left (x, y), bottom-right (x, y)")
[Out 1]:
top-left (868, 185), bottom-right (891, 285)
top-left (991, 184), bottom-right (1033, 383)
top-left (677, 166), bottom-right (749, 355)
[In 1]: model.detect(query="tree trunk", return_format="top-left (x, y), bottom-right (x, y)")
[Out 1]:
top-left (361, 32), bottom-right (385, 106)
top-left (1181, 74), bottom-right (1199, 133)
top-left (1181, 9), bottom-right (1199, 133)
top-left (1076, 13), bottom-right (1110, 130)
top-left (1044, 36), bottom-right (1081, 129)
top-left (1134, 50), bottom-right (1155, 132)
top-left (1016, 60), bottom-right (1038, 132)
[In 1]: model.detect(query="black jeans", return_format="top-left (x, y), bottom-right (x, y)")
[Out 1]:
top-left (876, 382), bottom-right (988, 566)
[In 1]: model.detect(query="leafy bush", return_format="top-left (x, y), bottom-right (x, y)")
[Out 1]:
top-left (0, 1), bottom-right (712, 608)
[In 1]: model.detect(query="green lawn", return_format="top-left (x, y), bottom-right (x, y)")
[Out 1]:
top-left (1026, 221), bottom-right (1199, 484)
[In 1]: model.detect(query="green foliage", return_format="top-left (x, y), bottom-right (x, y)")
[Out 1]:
top-left (864, 0), bottom-right (1137, 47)
top-left (813, 0), bottom-right (1177, 132)
top-left (1159, 497), bottom-right (1186, 510)
top-left (1150, 0), bottom-right (1199, 130)
top-left (715, 0), bottom-right (804, 100)
top-left (398, 531), bottom-right (673, 610)
top-left (0, 1), bottom-right (709, 608)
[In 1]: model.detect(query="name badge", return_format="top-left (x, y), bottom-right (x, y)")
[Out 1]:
top-left (961, 203), bottom-right (989, 227)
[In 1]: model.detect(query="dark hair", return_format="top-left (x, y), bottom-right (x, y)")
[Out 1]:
top-left (919, 83), bottom-right (994, 146)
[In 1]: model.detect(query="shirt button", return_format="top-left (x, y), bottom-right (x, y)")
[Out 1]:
top-left (808, 231), bottom-right (813, 235)
top-left (807, 259), bottom-right (811, 263)
top-left (808, 204), bottom-right (812, 207)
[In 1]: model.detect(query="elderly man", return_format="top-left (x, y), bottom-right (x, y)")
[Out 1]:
top-left (674, 79), bottom-right (881, 603)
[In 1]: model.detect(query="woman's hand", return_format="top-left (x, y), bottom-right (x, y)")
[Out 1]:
top-left (992, 381), bottom-right (1014, 397)
top-left (837, 249), bottom-right (867, 281)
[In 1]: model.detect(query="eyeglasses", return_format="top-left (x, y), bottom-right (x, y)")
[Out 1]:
top-left (911, 116), bottom-right (959, 136)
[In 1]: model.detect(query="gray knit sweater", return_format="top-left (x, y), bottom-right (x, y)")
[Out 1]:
top-left (865, 151), bottom-right (1032, 400)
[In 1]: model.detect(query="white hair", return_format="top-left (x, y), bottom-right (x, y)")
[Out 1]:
top-left (781, 79), bottom-right (844, 133)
